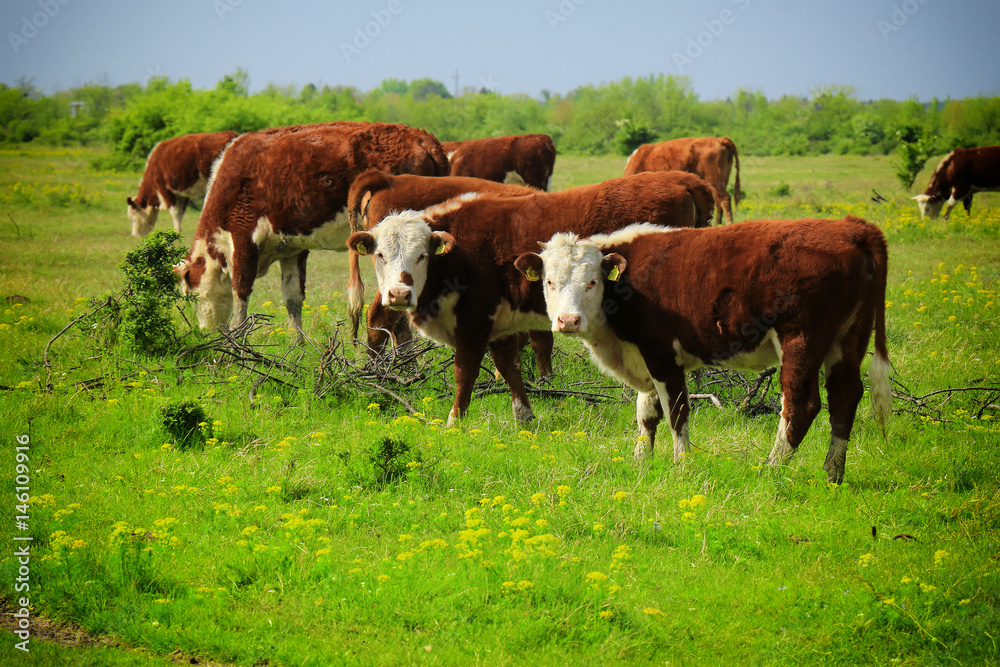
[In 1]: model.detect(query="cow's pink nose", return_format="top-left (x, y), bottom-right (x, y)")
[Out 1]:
top-left (387, 287), bottom-right (411, 307)
top-left (556, 314), bottom-right (581, 332)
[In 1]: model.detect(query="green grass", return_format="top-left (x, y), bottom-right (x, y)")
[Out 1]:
top-left (1, 146), bottom-right (999, 665)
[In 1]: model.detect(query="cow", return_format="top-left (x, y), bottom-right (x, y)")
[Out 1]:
top-left (911, 146), bottom-right (1000, 219)
top-left (624, 136), bottom-right (741, 225)
top-left (174, 122), bottom-right (448, 335)
top-left (514, 216), bottom-right (891, 484)
top-left (127, 131), bottom-right (238, 237)
top-left (346, 171), bottom-right (716, 426)
top-left (441, 134), bottom-right (556, 191)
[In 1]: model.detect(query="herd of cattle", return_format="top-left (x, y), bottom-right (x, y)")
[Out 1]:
top-left (125, 122), bottom-right (1000, 482)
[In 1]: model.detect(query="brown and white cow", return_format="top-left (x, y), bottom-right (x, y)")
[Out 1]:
top-left (624, 136), bottom-right (741, 225)
top-left (515, 217), bottom-right (890, 483)
top-left (127, 131), bottom-right (238, 237)
top-left (346, 171), bottom-right (716, 425)
top-left (174, 122), bottom-right (448, 334)
top-left (442, 134), bottom-right (556, 191)
top-left (912, 146), bottom-right (1000, 219)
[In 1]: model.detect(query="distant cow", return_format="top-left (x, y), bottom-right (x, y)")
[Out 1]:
top-left (442, 134), bottom-right (556, 191)
top-left (912, 146), bottom-right (1000, 219)
top-left (175, 122), bottom-right (448, 334)
top-left (346, 171), bottom-right (715, 425)
top-left (624, 136), bottom-right (741, 224)
top-left (515, 217), bottom-right (891, 483)
top-left (127, 131), bottom-right (238, 237)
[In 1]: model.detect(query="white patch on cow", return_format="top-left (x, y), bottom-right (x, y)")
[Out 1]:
top-left (176, 176), bottom-right (208, 201)
top-left (512, 397), bottom-right (533, 423)
top-left (365, 211), bottom-right (438, 312)
top-left (589, 222), bottom-right (676, 249)
top-left (413, 292), bottom-right (461, 348)
top-left (446, 150), bottom-right (458, 161)
top-left (503, 170), bottom-right (526, 186)
top-left (128, 203), bottom-right (158, 237)
top-left (422, 192), bottom-right (480, 219)
top-left (254, 209), bottom-right (351, 276)
top-left (672, 329), bottom-right (781, 373)
top-left (635, 390), bottom-right (660, 458)
top-left (869, 351), bottom-right (892, 431)
top-left (489, 300), bottom-right (551, 340)
top-left (545, 175), bottom-right (552, 192)
top-left (185, 237), bottom-right (234, 331)
top-left (765, 415), bottom-right (795, 467)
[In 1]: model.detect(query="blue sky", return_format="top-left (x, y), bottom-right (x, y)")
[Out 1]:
top-left (2, 0), bottom-right (998, 100)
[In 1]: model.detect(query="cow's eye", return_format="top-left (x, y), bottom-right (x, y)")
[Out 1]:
top-left (375, 252), bottom-right (385, 263)
top-left (586, 279), bottom-right (597, 291)
top-left (545, 280), bottom-right (554, 289)
top-left (417, 253), bottom-right (427, 263)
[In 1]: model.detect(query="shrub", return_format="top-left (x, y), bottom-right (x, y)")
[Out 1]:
top-left (159, 400), bottom-right (212, 450)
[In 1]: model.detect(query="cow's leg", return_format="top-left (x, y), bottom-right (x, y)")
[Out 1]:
top-left (823, 353), bottom-right (864, 484)
top-left (963, 195), bottom-right (973, 215)
top-left (489, 335), bottom-right (534, 423)
top-left (493, 332), bottom-right (524, 381)
top-left (643, 354), bottom-right (691, 461)
top-left (716, 186), bottom-right (734, 225)
top-left (229, 235), bottom-right (259, 331)
top-left (634, 390), bottom-right (663, 459)
top-left (279, 251), bottom-right (308, 339)
top-left (365, 295), bottom-right (407, 360)
top-left (529, 330), bottom-right (554, 379)
top-left (168, 196), bottom-right (189, 234)
top-left (447, 334), bottom-right (490, 426)
top-left (765, 340), bottom-right (822, 471)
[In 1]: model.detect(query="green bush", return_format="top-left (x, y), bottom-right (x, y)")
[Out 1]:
top-left (159, 400), bottom-right (212, 450)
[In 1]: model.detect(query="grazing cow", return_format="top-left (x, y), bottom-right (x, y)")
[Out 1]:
top-left (624, 136), bottom-right (741, 225)
top-left (515, 217), bottom-right (890, 483)
top-left (442, 134), bottom-right (556, 191)
top-left (175, 122), bottom-right (448, 334)
top-left (127, 131), bottom-right (238, 237)
top-left (346, 171), bottom-right (715, 425)
top-left (345, 170), bottom-right (550, 376)
top-left (911, 146), bottom-right (1000, 219)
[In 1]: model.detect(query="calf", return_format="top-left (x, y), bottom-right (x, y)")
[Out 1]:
top-left (175, 122), bottom-right (448, 334)
top-left (442, 134), bottom-right (556, 191)
top-left (127, 131), bottom-right (238, 237)
top-left (346, 171), bottom-right (715, 425)
top-left (515, 217), bottom-right (890, 483)
top-left (912, 146), bottom-right (1000, 219)
top-left (624, 136), bottom-right (741, 224)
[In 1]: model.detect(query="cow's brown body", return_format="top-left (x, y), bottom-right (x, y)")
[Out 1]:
top-left (127, 131), bottom-right (238, 236)
top-left (517, 217), bottom-right (890, 483)
top-left (442, 134), bottom-right (556, 191)
top-left (913, 146), bottom-right (1000, 219)
top-left (624, 136), bottom-right (741, 224)
top-left (349, 171), bottom-right (716, 424)
top-left (176, 122), bottom-right (448, 334)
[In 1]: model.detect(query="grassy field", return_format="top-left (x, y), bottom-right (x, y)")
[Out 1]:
top-left (1, 146), bottom-right (999, 665)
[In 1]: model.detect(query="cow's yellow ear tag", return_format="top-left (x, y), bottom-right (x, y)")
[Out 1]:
top-left (525, 268), bottom-right (540, 281)
top-left (607, 266), bottom-right (620, 282)
top-left (356, 244), bottom-right (368, 255)
top-left (435, 244), bottom-right (447, 255)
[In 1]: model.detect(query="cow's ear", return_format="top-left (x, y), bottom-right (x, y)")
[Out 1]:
top-left (514, 253), bottom-right (544, 281)
top-left (173, 261), bottom-right (190, 292)
top-left (347, 232), bottom-right (376, 256)
top-left (430, 231), bottom-right (455, 256)
top-left (911, 194), bottom-right (929, 202)
top-left (127, 197), bottom-right (136, 209)
top-left (602, 253), bottom-right (627, 282)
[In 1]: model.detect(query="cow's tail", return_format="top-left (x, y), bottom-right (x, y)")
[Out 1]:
top-left (347, 169), bottom-right (392, 341)
top-left (864, 219), bottom-right (892, 438)
top-left (721, 136), bottom-right (741, 208)
top-left (690, 177), bottom-right (717, 228)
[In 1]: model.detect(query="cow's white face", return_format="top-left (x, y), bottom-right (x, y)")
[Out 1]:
top-left (515, 233), bottom-right (626, 336)
top-left (127, 198), bottom-right (158, 237)
top-left (347, 211), bottom-right (454, 312)
top-left (911, 194), bottom-right (943, 219)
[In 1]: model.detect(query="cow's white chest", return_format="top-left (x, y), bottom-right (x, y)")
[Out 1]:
top-left (252, 209), bottom-right (350, 274)
top-left (175, 177), bottom-right (208, 201)
top-left (582, 325), bottom-right (654, 392)
top-left (489, 301), bottom-right (550, 340)
top-left (414, 292), bottom-right (461, 347)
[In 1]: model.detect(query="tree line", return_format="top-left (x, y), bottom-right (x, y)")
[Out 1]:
top-left (2, 70), bottom-right (997, 177)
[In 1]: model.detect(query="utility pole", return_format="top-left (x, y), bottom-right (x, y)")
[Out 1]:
top-left (453, 69), bottom-right (459, 97)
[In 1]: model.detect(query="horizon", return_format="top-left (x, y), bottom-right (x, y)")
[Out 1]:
top-left (2, 0), bottom-right (998, 103)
